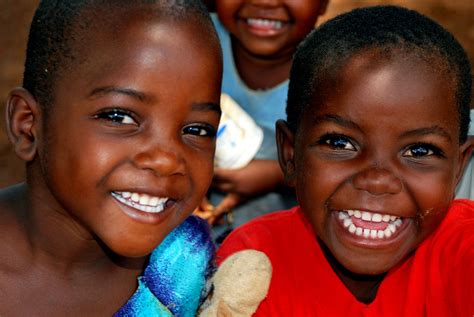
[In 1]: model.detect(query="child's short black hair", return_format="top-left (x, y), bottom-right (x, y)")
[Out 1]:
top-left (286, 5), bottom-right (472, 144)
top-left (23, 0), bottom-right (217, 113)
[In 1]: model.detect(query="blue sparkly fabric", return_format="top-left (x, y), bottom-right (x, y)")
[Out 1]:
top-left (114, 216), bottom-right (215, 316)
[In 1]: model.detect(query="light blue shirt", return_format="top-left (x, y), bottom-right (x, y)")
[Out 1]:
top-left (212, 14), bottom-right (289, 160)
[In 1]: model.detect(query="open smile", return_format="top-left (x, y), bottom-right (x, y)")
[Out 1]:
top-left (241, 17), bottom-right (289, 36)
top-left (247, 18), bottom-right (285, 30)
top-left (337, 209), bottom-right (404, 240)
top-left (112, 191), bottom-right (169, 214)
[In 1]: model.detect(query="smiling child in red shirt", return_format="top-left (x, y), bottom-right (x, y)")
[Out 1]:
top-left (217, 5), bottom-right (474, 316)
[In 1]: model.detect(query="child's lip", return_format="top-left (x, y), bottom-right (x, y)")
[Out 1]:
top-left (333, 210), bottom-right (410, 248)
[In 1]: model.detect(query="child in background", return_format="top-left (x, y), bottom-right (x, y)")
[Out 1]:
top-left (0, 0), bottom-right (222, 315)
top-left (205, 0), bottom-right (329, 239)
top-left (217, 6), bottom-right (474, 316)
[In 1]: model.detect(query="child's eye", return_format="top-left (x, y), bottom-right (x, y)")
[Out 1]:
top-left (403, 143), bottom-right (444, 158)
top-left (318, 134), bottom-right (356, 151)
top-left (95, 109), bottom-right (137, 126)
top-left (182, 124), bottom-right (216, 137)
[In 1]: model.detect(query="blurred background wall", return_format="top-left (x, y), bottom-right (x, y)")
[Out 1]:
top-left (0, 0), bottom-right (473, 187)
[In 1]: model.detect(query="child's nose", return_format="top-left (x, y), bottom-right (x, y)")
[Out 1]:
top-left (352, 166), bottom-right (403, 196)
top-left (133, 144), bottom-right (185, 177)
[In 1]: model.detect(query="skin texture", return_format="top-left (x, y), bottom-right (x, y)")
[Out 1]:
top-left (0, 9), bottom-right (222, 316)
top-left (204, 0), bottom-right (327, 219)
top-left (277, 50), bottom-right (473, 303)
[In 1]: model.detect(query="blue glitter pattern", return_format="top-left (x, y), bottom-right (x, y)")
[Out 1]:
top-left (114, 216), bottom-right (215, 316)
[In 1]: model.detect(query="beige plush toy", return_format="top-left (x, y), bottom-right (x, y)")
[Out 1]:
top-left (199, 250), bottom-right (272, 317)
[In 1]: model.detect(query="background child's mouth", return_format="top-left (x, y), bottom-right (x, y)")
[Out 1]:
top-left (246, 18), bottom-right (285, 30)
top-left (243, 18), bottom-right (288, 36)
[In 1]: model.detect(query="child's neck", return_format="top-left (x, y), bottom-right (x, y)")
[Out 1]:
top-left (18, 182), bottom-right (146, 273)
top-left (231, 36), bottom-right (293, 90)
top-left (319, 238), bottom-right (386, 304)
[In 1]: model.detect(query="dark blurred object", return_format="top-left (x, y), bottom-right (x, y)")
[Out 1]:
top-left (202, 0), bottom-right (215, 12)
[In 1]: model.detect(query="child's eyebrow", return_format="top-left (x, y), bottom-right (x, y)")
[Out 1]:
top-left (88, 86), bottom-right (151, 103)
top-left (87, 86), bottom-right (221, 114)
top-left (400, 126), bottom-right (452, 141)
top-left (191, 102), bottom-right (221, 114)
top-left (312, 114), bottom-right (363, 132)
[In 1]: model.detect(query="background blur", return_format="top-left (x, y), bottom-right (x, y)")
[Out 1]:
top-left (0, 0), bottom-right (473, 187)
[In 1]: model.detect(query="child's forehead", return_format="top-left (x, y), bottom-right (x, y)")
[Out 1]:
top-left (303, 48), bottom-right (459, 130)
top-left (319, 47), bottom-right (457, 102)
top-left (66, 10), bottom-right (220, 77)
top-left (49, 11), bottom-right (222, 110)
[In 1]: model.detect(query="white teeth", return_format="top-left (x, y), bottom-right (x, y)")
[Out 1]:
top-left (111, 191), bottom-right (169, 214)
top-left (388, 224), bottom-right (396, 233)
top-left (337, 210), bottom-right (404, 240)
top-left (349, 224), bottom-right (357, 233)
top-left (343, 218), bottom-right (352, 228)
top-left (344, 209), bottom-right (400, 223)
top-left (131, 193), bottom-right (140, 202)
top-left (149, 197), bottom-right (159, 207)
top-left (247, 18), bottom-right (284, 29)
top-left (362, 211), bottom-right (372, 221)
top-left (372, 213), bottom-right (382, 222)
top-left (363, 228), bottom-right (370, 238)
top-left (370, 229), bottom-right (377, 239)
top-left (139, 195), bottom-right (149, 206)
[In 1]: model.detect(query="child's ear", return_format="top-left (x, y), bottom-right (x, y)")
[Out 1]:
top-left (6, 88), bottom-right (41, 162)
top-left (455, 136), bottom-right (474, 186)
top-left (276, 119), bottom-right (296, 187)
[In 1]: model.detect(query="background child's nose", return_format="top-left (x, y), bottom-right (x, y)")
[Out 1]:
top-left (352, 166), bottom-right (403, 196)
top-left (133, 144), bottom-right (184, 176)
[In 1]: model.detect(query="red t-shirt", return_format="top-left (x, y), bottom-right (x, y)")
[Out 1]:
top-left (217, 200), bottom-right (474, 317)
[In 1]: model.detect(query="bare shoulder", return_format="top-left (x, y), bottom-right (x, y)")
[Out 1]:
top-left (0, 184), bottom-right (33, 310)
top-left (0, 183), bottom-right (29, 268)
top-left (0, 183), bottom-right (28, 225)
top-left (0, 183), bottom-right (27, 221)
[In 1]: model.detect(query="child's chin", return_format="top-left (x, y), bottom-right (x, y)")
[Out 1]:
top-left (105, 238), bottom-right (164, 260)
top-left (340, 256), bottom-right (397, 277)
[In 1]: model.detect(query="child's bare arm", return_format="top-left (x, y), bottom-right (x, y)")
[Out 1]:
top-left (213, 160), bottom-right (284, 197)
top-left (211, 160), bottom-right (285, 217)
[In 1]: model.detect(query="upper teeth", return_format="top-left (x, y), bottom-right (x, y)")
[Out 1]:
top-left (112, 191), bottom-right (168, 213)
top-left (247, 18), bottom-right (284, 29)
top-left (346, 209), bottom-right (398, 222)
top-left (338, 210), bottom-right (403, 239)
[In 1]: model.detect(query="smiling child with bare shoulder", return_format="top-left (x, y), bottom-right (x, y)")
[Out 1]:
top-left (0, 0), bottom-right (222, 315)
top-left (217, 5), bottom-right (474, 316)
